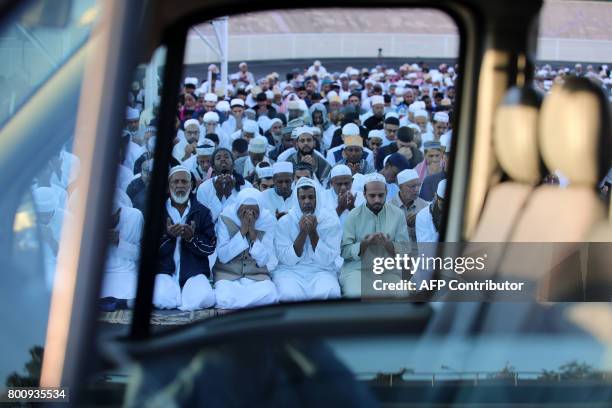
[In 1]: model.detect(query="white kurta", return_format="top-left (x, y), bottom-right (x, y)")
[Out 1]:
top-left (124, 140), bottom-right (145, 172)
top-left (172, 139), bottom-right (196, 163)
top-left (116, 164), bottom-right (134, 191)
top-left (214, 208), bottom-right (279, 309)
top-left (322, 188), bottom-right (365, 227)
top-left (415, 205), bottom-right (439, 243)
top-left (50, 150), bottom-right (80, 190)
top-left (195, 177), bottom-right (252, 222)
top-left (259, 188), bottom-right (294, 215)
top-left (273, 207), bottom-right (342, 302)
top-left (41, 208), bottom-right (73, 290)
top-left (101, 206), bottom-right (144, 299)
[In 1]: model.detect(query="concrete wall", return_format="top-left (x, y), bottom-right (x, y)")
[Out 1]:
top-left (185, 33), bottom-right (612, 65)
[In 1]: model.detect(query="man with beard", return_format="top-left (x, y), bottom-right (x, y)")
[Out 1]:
top-left (273, 178), bottom-right (342, 302)
top-left (416, 179), bottom-right (446, 243)
top-left (196, 148), bottom-right (251, 222)
top-left (286, 127), bottom-right (331, 182)
top-left (390, 169), bottom-right (428, 242)
top-left (183, 139), bottom-right (215, 190)
top-left (362, 95), bottom-right (386, 131)
top-left (336, 134), bottom-right (376, 175)
top-left (339, 173), bottom-right (410, 297)
top-left (259, 161), bottom-right (295, 219)
top-left (173, 119), bottom-right (200, 163)
top-left (375, 126), bottom-right (422, 171)
top-left (286, 99), bottom-right (304, 123)
top-left (264, 117), bottom-right (284, 146)
top-left (153, 166), bottom-right (217, 311)
top-left (323, 164), bottom-right (364, 227)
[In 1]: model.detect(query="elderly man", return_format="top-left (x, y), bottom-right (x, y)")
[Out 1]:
top-left (100, 191), bottom-right (144, 307)
top-left (173, 119), bottom-right (201, 163)
top-left (286, 127), bottom-right (331, 182)
top-left (196, 148), bottom-right (251, 222)
top-left (230, 119), bottom-right (260, 143)
top-left (181, 139), bottom-right (215, 190)
top-left (339, 173), bottom-right (410, 297)
top-left (153, 166), bottom-right (216, 311)
top-left (390, 169), bottom-right (428, 242)
top-left (235, 136), bottom-right (271, 179)
top-left (259, 161), bottom-right (295, 219)
top-left (416, 179), bottom-right (446, 243)
top-left (375, 126), bottom-right (422, 171)
top-left (273, 178), bottom-right (341, 302)
top-left (264, 117), bottom-right (284, 146)
top-left (323, 164), bottom-right (364, 226)
top-left (363, 95), bottom-right (386, 131)
top-left (214, 188), bottom-right (279, 309)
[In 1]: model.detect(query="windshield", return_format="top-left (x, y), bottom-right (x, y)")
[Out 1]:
top-left (0, 0), bottom-right (99, 128)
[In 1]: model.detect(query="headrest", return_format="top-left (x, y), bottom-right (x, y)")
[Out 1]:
top-left (539, 77), bottom-right (611, 186)
top-left (493, 86), bottom-right (544, 185)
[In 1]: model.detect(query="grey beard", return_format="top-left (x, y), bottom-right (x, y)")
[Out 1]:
top-left (171, 190), bottom-right (189, 204)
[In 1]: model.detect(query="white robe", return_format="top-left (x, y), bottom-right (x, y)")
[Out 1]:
top-left (214, 206), bottom-right (279, 309)
top-left (124, 140), bottom-right (145, 172)
top-left (172, 138), bottom-right (197, 163)
top-left (273, 195), bottom-right (342, 302)
top-left (196, 177), bottom-right (253, 222)
top-left (116, 164), bottom-right (134, 191)
top-left (101, 206), bottom-right (143, 299)
top-left (41, 208), bottom-right (73, 290)
top-left (415, 205), bottom-right (439, 243)
top-left (152, 199), bottom-right (216, 311)
top-left (259, 188), bottom-right (294, 215)
top-left (51, 150), bottom-right (80, 190)
top-left (322, 188), bottom-right (365, 227)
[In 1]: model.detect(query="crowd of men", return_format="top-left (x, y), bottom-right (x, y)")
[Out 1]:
top-left (32, 59), bottom-right (612, 311)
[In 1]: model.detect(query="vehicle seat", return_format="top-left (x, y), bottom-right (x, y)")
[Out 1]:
top-left (471, 86), bottom-right (544, 242)
top-left (504, 77), bottom-right (611, 300)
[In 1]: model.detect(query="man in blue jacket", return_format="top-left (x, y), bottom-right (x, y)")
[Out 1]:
top-left (153, 166), bottom-right (217, 310)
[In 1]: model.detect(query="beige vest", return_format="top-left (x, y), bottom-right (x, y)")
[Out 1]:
top-left (213, 215), bottom-right (270, 282)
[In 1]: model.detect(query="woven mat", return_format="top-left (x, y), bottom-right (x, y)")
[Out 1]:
top-left (99, 308), bottom-right (231, 325)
